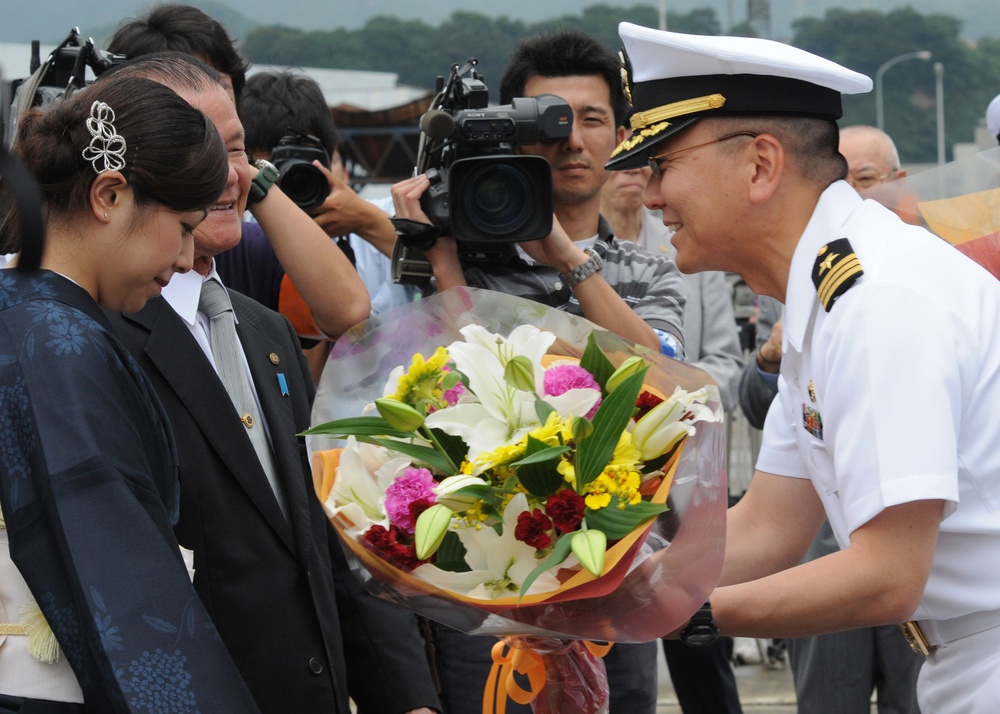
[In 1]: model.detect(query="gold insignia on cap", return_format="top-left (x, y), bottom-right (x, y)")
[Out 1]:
top-left (619, 49), bottom-right (634, 105)
top-left (269, 352), bottom-right (280, 365)
top-left (811, 238), bottom-right (863, 312)
top-left (630, 93), bottom-right (726, 131)
top-left (610, 121), bottom-right (672, 158)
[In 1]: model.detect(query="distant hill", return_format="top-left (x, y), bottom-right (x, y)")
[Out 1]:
top-left (4, 0), bottom-right (999, 46)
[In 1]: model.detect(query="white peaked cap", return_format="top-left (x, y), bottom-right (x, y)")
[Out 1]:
top-left (987, 93), bottom-right (1000, 143)
top-left (608, 22), bottom-right (873, 170)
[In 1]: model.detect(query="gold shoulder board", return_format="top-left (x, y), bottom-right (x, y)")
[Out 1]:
top-left (812, 238), bottom-right (863, 312)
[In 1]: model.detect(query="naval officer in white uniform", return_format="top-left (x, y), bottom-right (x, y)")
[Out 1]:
top-left (605, 23), bottom-right (1000, 714)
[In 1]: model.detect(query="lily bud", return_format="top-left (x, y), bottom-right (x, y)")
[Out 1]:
top-left (632, 397), bottom-right (690, 460)
top-left (434, 474), bottom-right (491, 510)
top-left (504, 355), bottom-right (536, 392)
top-left (415, 503), bottom-right (454, 560)
top-left (375, 398), bottom-right (425, 431)
top-left (571, 529), bottom-right (607, 577)
top-left (606, 356), bottom-right (646, 393)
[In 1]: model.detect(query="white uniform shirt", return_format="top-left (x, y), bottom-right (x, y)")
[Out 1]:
top-left (757, 180), bottom-right (1000, 622)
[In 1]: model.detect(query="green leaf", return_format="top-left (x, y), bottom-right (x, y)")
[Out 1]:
top-left (428, 427), bottom-right (468, 473)
top-left (571, 416), bottom-right (594, 442)
top-left (580, 332), bottom-right (616, 394)
top-left (584, 498), bottom-right (669, 540)
top-left (513, 437), bottom-right (567, 497)
top-left (301, 415), bottom-right (416, 439)
top-left (534, 399), bottom-right (556, 425)
top-left (432, 531), bottom-right (470, 572)
top-left (571, 529), bottom-right (607, 576)
top-left (573, 368), bottom-right (648, 491)
top-left (353, 436), bottom-right (457, 475)
top-left (518, 531), bottom-right (575, 601)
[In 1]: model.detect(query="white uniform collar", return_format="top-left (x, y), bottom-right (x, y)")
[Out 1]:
top-left (783, 180), bottom-right (861, 351)
top-left (161, 260), bottom-right (231, 326)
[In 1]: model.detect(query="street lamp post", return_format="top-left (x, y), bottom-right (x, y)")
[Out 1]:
top-left (875, 50), bottom-right (932, 132)
top-left (934, 62), bottom-right (945, 166)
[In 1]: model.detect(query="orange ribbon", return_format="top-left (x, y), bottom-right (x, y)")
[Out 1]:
top-left (482, 639), bottom-right (613, 714)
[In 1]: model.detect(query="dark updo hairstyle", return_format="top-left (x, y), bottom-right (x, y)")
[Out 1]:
top-left (15, 75), bottom-right (228, 223)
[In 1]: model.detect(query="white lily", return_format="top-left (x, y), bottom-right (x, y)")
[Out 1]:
top-left (425, 325), bottom-right (554, 459)
top-left (631, 385), bottom-right (724, 460)
top-left (326, 436), bottom-right (410, 528)
top-left (410, 493), bottom-right (563, 599)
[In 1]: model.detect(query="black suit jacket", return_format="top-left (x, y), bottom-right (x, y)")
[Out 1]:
top-left (106, 290), bottom-right (439, 714)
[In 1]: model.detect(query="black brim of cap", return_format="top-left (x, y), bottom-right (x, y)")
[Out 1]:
top-left (606, 116), bottom-right (700, 171)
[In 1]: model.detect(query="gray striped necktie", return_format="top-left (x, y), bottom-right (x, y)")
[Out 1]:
top-left (199, 278), bottom-right (288, 519)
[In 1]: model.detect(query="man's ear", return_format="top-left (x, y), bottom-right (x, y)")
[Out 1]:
top-left (88, 171), bottom-right (129, 223)
top-left (616, 124), bottom-right (627, 145)
top-left (746, 134), bottom-right (784, 205)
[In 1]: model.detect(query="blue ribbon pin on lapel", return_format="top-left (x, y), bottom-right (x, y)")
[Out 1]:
top-left (277, 373), bottom-right (289, 397)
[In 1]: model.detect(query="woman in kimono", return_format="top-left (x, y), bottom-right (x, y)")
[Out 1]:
top-left (0, 75), bottom-right (260, 712)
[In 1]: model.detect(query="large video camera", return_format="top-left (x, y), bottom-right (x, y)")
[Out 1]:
top-left (1, 28), bottom-right (127, 149)
top-left (270, 131), bottom-right (330, 211)
top-left (392, 58), bottom-right (572, 285)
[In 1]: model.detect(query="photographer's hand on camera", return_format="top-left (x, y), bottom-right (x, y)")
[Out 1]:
top-left (309, 161), bottom-right (398, 257)
top-left (248, 161), bottom-right (370, 336)
top-left (391, 173), bottom-right (466, 289)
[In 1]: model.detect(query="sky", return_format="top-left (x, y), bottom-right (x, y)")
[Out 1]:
top-left (2, 0), bottom-right (998, 48)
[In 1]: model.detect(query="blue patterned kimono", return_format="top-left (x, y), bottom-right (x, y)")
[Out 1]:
top-left (0, 270), bottom-right (259, 713)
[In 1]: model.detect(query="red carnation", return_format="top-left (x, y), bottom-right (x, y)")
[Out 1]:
top-left (545, 490), bottom-right (586, 534)
top-left (363, 524), bottom-right (425, 571)
top-left (515, 508), bottom-right (554, 550)
top-left (635, 390), bottom-right (664, 420)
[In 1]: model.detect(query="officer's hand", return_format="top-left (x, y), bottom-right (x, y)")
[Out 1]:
top-left (756, 318), bottom-right (783, 373)
top-left (517, 214), bottom-right (590, 274)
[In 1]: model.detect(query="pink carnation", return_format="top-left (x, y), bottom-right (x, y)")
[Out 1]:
top-left (543, 364), bottom-right (600, 396)
top-left (385, 467), bottom-right (437, 532)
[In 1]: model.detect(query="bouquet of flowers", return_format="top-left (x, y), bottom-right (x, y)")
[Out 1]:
top-left (307, 288), bottom-right (727, 713)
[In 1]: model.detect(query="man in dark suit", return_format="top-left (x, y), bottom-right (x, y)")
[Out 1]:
top-left (103, 54), bottom-right (439, 714)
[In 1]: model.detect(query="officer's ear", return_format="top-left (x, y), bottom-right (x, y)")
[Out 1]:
top-left (746, 133), bottom-right (783, 205)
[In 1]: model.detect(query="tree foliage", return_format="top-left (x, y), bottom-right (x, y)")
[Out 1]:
top-left (241, 4), bottom-right (1000, 163)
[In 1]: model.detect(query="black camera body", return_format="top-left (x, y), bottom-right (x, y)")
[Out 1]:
top-left (270, 132), bottom-right (330, 211)
top-left (1, 29), bottom-right (126, 149)
top-left (392, 59), bottom-right (572, 285)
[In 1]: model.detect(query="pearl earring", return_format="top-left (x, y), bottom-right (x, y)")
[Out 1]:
top-left (103, 213), bottom-right (108, 219)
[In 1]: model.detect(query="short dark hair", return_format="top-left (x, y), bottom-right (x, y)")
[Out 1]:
top-left (14, 75), bottom-right (227, 222)
top-left (499, 30), bottom-right (628, 128)
top-left (108, 3), bottom-right (250, 104)
top-left (710, 115), bottom-right (848, 186)
top-left (102, 51), bottom-right (225, 97)
top-left (242, 70), bottom-right (340, 158)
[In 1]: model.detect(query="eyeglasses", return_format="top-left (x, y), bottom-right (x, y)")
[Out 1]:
top-left (647, 131), bottom-right (759, 177)
top-left (847, 169), bottom-right (897, 190)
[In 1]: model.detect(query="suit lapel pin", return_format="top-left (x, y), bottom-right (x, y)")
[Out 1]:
top-left (808, 380), bottom-right (817, 403)
top-left (277, 373), bottom-right (289, 397)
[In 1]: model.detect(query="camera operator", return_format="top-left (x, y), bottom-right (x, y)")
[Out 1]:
top-left (392, 32), bottom-right (686, 360)
top-left (240, 69), bottom-right (418, 320)
top-left (393, 30), bottom-right (687, 714)
top-left (107, 3), bottom-right (370, 343)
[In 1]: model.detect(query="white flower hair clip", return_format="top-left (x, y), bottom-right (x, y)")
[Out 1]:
top-left (81, 101), bottom-right (127, 174)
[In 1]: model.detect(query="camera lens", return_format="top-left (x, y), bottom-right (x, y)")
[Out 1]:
top-left (460, 163), bottom-right (534, 236)
top-left (276, 160), bottom-right (328, 211)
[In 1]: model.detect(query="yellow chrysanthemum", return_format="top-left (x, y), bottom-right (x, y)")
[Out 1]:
top-left (392, 346), bottom-right (451, 408)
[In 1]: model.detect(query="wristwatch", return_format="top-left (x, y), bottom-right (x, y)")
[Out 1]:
top-left (248, 159), bottom-right (280, 205)
top-left (680, 601), bottom-right (720, 646)
top-left (559, 249), bottom-right (604, 288)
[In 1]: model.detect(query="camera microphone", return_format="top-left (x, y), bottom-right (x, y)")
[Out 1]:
top-left (419, 110), bottom-right (456, 139)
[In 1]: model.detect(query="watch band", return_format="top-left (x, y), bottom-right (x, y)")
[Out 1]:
top-left (680, 601), bottom-right (720, 647)
top-left (559, 249), bottom-right (604, 288)
top-left (248, 159), bottom-right (280, 205)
